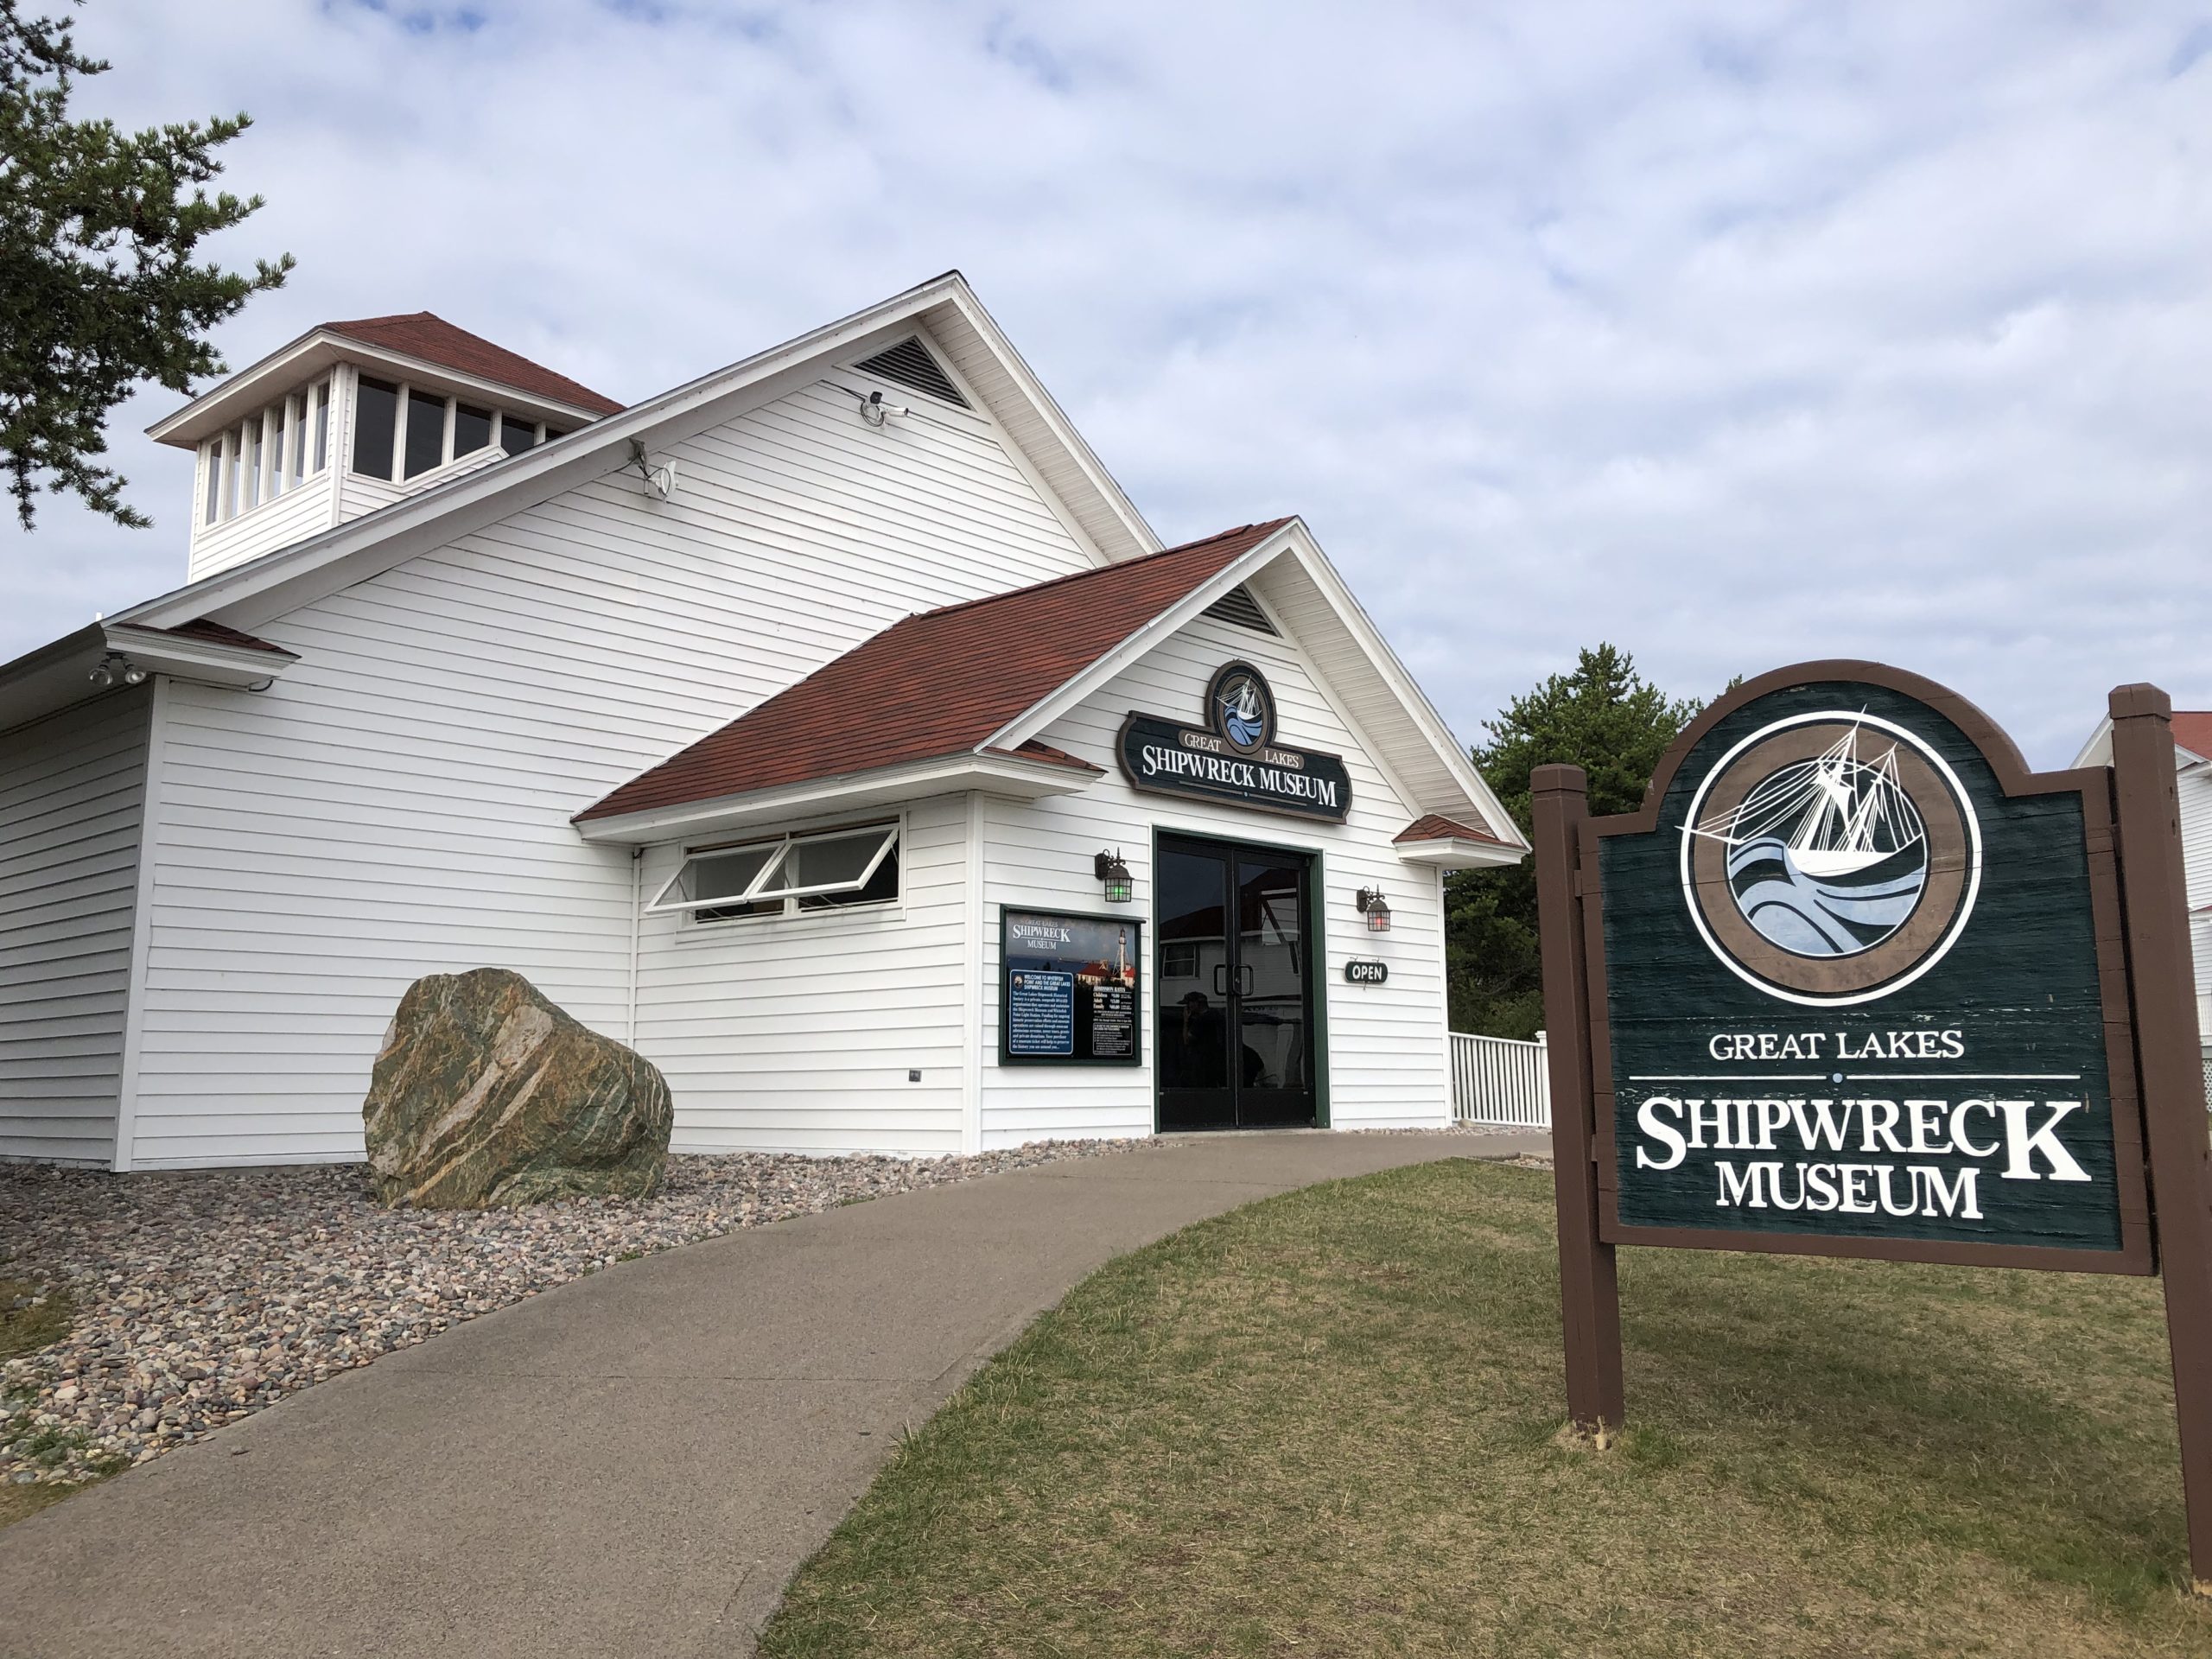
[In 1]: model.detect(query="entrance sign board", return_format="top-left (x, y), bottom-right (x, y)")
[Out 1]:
top-left (999, 908), bottom-right (1142, 1067)
top-left (1598, 680), bottom-right (2145, 1263)
top-left (1535, 664), bottom-right (2212, 1591)
top-left (1116, 661), bottom-right (1353, 823)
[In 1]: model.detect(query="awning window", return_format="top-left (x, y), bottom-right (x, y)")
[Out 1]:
top-left (650, 821), bottom-right (900, 915)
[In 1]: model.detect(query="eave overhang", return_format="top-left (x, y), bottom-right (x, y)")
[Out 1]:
top-left (572, 748), bottom-right (1102, 846)
top-left (0, 622), bottom-right (297, 736)
top-left (101, 624), bottom-right (298, 685)
top-left (1394, 835), bottom-right (1522, 869)
top-left (145, 330), bottom-right (612, 449)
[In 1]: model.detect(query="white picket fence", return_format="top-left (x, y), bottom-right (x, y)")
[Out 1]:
top-left (1449, 1030), bottom-right (1552, 1129)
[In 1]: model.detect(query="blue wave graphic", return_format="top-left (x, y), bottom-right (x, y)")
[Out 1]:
top-left (1224, 708), bottom-right (1265, 747)
top-left (1726, 836), bottom-right (1926, 957)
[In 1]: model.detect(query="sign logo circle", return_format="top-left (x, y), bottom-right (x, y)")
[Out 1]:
top-left (1205, 661), bottom-right (1276, 754)
top-left (1678, 710), bottom-right (1981, 1006)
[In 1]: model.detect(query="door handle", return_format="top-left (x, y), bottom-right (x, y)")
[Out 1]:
top-left (1240, 963), bottom-right (1255, 997)
top-left (1212, 963), bottom-right (1227, 997)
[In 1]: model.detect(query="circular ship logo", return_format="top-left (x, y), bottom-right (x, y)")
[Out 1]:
top-left (1679, 711), bottom-right (1980, 1007)
top-left (1206, 662), bottom-right (1276, 753)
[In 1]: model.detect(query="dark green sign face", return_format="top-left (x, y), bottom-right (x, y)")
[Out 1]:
top-left (1115, 662), bottom-right (1352, 823)
top-left (1598, 677), bottom-right (2127, 1255)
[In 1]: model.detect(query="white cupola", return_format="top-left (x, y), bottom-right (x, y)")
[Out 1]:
top-left (146, 313), bottom-right (622, 582)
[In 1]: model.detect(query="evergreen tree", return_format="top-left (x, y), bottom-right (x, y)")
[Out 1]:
top-left (1, 2), bottom-right (292, 529)
top-left (1447, 645), bottom-right (1707, 1038)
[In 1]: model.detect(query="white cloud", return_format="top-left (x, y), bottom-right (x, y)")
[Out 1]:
top-left (6, 0), bottom-right (2209, 762)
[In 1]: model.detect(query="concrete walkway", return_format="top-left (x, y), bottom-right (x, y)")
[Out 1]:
top-left (0, 1129), bottom-right (1543, 1658)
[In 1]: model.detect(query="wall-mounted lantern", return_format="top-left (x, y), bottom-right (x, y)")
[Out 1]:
top-left (1355, 886), bottom-right (1392, 933)
top-left (1094, 849), bottom-right (1134, 904)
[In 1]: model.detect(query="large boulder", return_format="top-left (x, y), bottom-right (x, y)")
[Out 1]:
top-left (363, 968), bottom-right (672, 1208)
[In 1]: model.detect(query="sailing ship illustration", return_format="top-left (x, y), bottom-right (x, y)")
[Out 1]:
top-left (1688, 725), bottom-right (1929, 957)
top-left (1220, 677), bottom-right (1266, 747)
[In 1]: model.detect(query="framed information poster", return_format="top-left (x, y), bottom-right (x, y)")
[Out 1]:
top-left (1000, 907), bottom-right (1142, 1066)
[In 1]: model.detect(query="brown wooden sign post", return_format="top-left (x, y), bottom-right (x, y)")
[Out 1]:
top-left (1535, 663), bottom-right (2212, 1591)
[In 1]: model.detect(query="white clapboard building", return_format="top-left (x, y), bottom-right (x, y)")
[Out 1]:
top-left (2075, 711), bottom-right (2212, 1038)
top-left (0, 275), bottom-right (1523, 1171)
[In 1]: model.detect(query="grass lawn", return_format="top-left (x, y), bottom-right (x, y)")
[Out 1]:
top-left (0, 1279), bottom-right (81, 1530)
top-left (759, 1160), bottom-right (2211, 1658)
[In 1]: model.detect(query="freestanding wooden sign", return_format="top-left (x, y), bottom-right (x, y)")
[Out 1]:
top-left (1535, 663), bottom-right (2212, 1590)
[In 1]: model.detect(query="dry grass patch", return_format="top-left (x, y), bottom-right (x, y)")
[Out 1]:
top-left (759, 1160), bottom-right (2211, 1658)
top-left (0, 1278), bottom-right (93, 1529)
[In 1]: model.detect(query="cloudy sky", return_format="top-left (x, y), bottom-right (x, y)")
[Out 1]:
top-left (10, 1), bottom-right (2210, 764)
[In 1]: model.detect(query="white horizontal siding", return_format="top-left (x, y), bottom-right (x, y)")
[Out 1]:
top-left (187, 475), bottom-right (336, 582)
top-left (128, 372), bottom-right (1094, 1167)
top-left (2178, 764), bottom-right (2212, 1029)
top-left (335, 471), bottom-right (407, 525)
top-left (0, 687), bottom-right (149, 1165)
top-left (918, 297), bottom-right (1153, 564)
top-left (978, 610), bottom-right (1453, 1147)
top-left (634, 797), bottom-right (968, 1155)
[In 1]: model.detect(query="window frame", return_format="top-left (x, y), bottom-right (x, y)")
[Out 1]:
top-left (242, 415), bottom-right (263, 511)
top-left (650, 817), bottom-right (905, 924)
top-left (195, 380), bottom-right (339, 526)
top-left (311, 376), bottom-right (330, 473)
top-left (201, 435), bottom-right (224, 524)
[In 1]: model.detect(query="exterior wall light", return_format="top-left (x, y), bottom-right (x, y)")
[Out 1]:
top-left (1094, 849), bottom-right (1134, 904)
top-left (88, 652), bottom-right (145, 689)
top-left (1356, 886), bottom-right (1392, 932)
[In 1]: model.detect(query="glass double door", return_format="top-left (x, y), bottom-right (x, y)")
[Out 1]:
top-left (1155, 835), bottom-right (1317, 1131)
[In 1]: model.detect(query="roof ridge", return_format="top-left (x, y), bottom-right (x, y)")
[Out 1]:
top-left (909, 517), bottom-right (1293, 623)
top-left (323, 310), bottom-right (440, 328)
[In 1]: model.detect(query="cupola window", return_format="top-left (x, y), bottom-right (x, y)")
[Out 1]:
top-left (197, 376), bottom-right (333, 527)
top-left (404, 389), bottom-right (448, 478)
top-left (352, 377), bottom-right (399, 480)
top-left (349, 375), bottom-right (562, 481)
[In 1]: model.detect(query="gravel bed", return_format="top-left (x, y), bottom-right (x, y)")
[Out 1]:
top-left (0, 1140), bottom-right (1139, 1491)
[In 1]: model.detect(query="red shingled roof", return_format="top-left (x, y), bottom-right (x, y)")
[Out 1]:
top-left (576, 519), bottom-right (1293, 823)
top-left (322, 313), bottom-right (623, 416)
top-left (1394, 813), bottom-right (1505, 846)
top-left (156, 618), bottom-right (294, 657)
top-left (2172, 712), bottom-right (2212, 760)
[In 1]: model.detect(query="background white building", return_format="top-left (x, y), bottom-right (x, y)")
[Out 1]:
top-left (2075, 711), bottom-right (2212, 1044)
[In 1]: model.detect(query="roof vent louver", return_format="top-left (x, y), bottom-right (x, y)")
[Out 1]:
top-left (850, 337), bottom-right (969, 408)
top-left (1200, 584), bottom-right (1277, 635)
